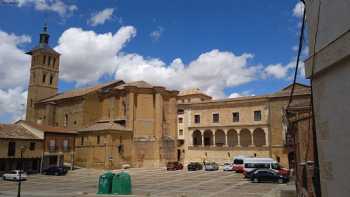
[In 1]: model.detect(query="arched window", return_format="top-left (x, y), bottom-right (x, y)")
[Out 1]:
top-left (240, 129), bottom-right (252, 147)
top-left (203, 130), bottom-right (213, 146)
top-left (215, 130), bottom-right (225, 147)
top-left (192, 130), bottom-right (202, 146)
top-left (227, 129), bottom-right (238, 147)
top-left (253, 128), bottom-right (266, 147)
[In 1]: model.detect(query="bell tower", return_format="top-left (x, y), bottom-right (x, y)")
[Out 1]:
top-left (25, 24), bottom-right (60, 122)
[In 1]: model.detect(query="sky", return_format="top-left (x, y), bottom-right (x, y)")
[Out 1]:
top-left (0, 0), bottom-right (307, 123)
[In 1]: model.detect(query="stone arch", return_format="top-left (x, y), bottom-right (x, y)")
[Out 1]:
top-left (253, 128), bottom-right (266, 147)
top-left (227, 129), bottom-right (238, 147)
top-left (215, 129), bottom-right (225, 147)
top-left (203, 130), bottom-right (213, 146)
top-left (192, 130), bottom-right (202, 146)
top-left (240, 129), bottom-right (252, 147)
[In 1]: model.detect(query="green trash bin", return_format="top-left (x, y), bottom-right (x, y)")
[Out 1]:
top-left (97, 172), bottom-right (114, 194)
top-left (111, 172), bottom-right (132, 195)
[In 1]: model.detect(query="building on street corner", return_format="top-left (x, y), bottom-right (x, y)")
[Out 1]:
top-left (0, 124), bottom-right (43, 174)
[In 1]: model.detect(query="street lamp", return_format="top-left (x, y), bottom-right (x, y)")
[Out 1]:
top-left (17, 145), bottom-right (26, 197)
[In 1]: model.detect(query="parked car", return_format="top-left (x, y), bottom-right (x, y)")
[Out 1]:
top-left (187, 162), bottom-right (203, 171)
top-left (223, 163), bottom-right (234, 171)
top-left (244, 168), bottom-right (260, 179)
top-left (271, 163), bottom-right (290, 176)
top-left (166, 161), bottom-right (183, 171)
top-left (204, 162), bottom-right (219, 171)
top-left (250, 169), bottom-right (289, 184)
top-left (42, 166), bottom-right (68, 176)
top-left (2, 170), bottom-right (27, 181)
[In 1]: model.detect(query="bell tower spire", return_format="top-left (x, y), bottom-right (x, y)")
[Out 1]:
top-left (39, 23), bottom-right (49, 46)
top-left (25, 23), bottom-right (61, 123)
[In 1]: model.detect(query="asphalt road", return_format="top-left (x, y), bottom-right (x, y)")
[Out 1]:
top-left (0, 168), bottom-right (288, 197)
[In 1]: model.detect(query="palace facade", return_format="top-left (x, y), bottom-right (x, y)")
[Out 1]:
top-left (176, 84), bottom-right (310, 167)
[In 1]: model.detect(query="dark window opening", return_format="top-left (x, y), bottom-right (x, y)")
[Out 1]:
top-left (49, 75), bottom-right (53, 85)
top-left (53, 58), bottom-right (56, 67)
top-left (179, 129), bottom-right (183, 135)
top-left (64, 114), bottom-right (68, 128)
top-left (42, 74), bottom-right (46, 83)
top-left (43, 55), bottom-right (46, 64)
top-left (29, 142), bottom-right (35, 151)
top-left (254, 110), bottom-right (262, 121)
top-left (194, 114), bottom-right (200, 124)
top-left (81, 137), bottom-right (84, 146)
top-left (48, 56), bottom-right (51, 65)
top-left (232, 112), bottom-right (239, 122)
top-left (177, 109), bottom-right (184, 114)
top-left (8, 142), bottom-right (16, 156)
top-left (213, 113), bottom-right (219, 123)
top-left (97, 136), bottom-right (100, 144)
top-left (178, 117), bottom-right (183, 123)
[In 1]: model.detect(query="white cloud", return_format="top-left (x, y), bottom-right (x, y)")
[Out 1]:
top-left (293, 2), bottom-right (304, 18)
top-left (0, 30), bottom-right (31, 89)
top-left (150, 26), bottom-right (164, 41)
top-left (88, 8), bottom-right (114, 26)
top-left (263, 64), bottom-right (289, 79)
top-left (228, 90), bottom-right (255, 98)
top-left (115, 50), bottom-right (259, 98)
top-left (17, 0), bottom-right (77, 17)
top-left (0, 87), bottom-right (27, 122)
top-left (54, 26), bottom-right (136, 86)
top-left (53, 27), bottom-right (259, 97)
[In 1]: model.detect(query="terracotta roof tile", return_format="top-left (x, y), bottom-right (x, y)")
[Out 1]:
top-left (115, 80), bottom-right (154, 89)
top-left (21, 121), bottom-right (77, 134)
top-left (40, 80), bottom-right (124, 103)
top-left (78, 121), bottom-right (132, 132)
top-left (0, 124), bottom-right (41, 140)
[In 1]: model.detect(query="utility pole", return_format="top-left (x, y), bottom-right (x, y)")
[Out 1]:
top-left (17, 146), bottom-right (26, 197)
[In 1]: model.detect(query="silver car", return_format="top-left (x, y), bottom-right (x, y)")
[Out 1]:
top-left (204, 162), bottom-right (219, 171)
top-left (2, 170), bottom-right (27, 181)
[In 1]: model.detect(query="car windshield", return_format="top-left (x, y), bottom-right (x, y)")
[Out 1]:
top-left (233, 159), bottom-right (243, 164)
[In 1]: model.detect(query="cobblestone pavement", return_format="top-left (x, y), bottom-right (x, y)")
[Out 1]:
top-left (0, 168), bottom-right (289, 197)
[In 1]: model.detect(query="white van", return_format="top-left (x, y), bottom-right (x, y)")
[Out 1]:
top-left (232, 155), bottom-right (251, 173)
top-left (242, 158), bottom-right (277, 174)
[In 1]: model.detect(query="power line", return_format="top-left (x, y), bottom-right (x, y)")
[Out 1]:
top-left (287, 0), bottom-right (306, 108)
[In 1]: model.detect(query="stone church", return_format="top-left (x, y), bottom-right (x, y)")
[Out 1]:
top-left (25, 25), bottom-right (179, 169)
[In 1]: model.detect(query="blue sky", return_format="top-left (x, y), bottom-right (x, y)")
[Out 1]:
top-left (0, 0), bottom-right (307, 123)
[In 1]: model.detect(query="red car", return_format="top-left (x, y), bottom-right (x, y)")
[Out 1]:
top-left (166, 161), bottom-right (183, 171)
top-left (272, 163), bottom-right (290, 176)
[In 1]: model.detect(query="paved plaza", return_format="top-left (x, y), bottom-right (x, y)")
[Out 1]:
top-left (0, 168), bottom-right (292, 197)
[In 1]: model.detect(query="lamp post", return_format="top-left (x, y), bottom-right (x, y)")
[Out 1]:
top-left (17, 145), bottom-right (26, 197)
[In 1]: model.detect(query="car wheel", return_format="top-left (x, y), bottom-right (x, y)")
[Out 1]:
top-left (278, 178), bottom-right (284, 184)
top-left (55, 172), bottom-right (59, 176)
top-left (253, 178), bottom-right (259, 183)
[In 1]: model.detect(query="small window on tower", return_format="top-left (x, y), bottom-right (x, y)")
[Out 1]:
top-left (49, 75), bottom-right (53, 85)
top-left (48, 56), bottom-right (51, 65)
top-left (43, 55), bottom-right (46, 64)
top-left (53, 58), bottom-right (56, 67)
top-left (42, 74), bottom-right (46, 83)
top-left (64, 114), bottom-right (68, 128)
